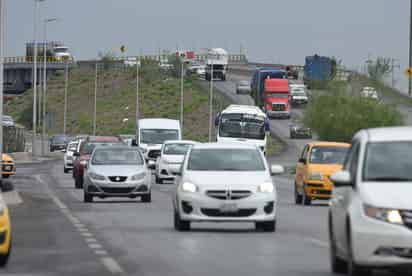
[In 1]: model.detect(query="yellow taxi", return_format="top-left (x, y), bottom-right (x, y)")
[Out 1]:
top-left (1, 154), bottom-right (16, 179)
top-left (0, 196), bottom-right (11, 266)
top-left (294, 142), bottom-right (350, 205)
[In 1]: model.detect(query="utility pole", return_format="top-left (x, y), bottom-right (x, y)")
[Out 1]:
top-left (135, 58), bottom-right (139, 142)
top-left (63, 61), bottom-right (69, 135)
top-left (409, 0), bottom-right (412, 96)
top-left (93, 63), bottom-right (98, 136)
top-left (180, 59), bottom-right (184, 131)
top-left (208, 59), bottom-right (214, 142)
top-left (0, 0), bottom-right (4, 163)
top-left (390, 58), bottom-right (400, 88)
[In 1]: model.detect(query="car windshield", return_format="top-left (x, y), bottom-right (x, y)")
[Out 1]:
top-left (80, 142), bottom-right (117, 155)
top-left (309, 146), bottom-right (349, 164)
top-left (291, 89), bottom-right (305, 95)
top-left (92, 148), bottom-right (144, 165)
top-left (363, 142), bottom-right (412, 181)
top-left (266, 92), bottom-right (289, 98)
top-left (187, 148), bottom-right (265, 171)
top-left (140, 129), bottom-right (179, 144)
top-left (54, 47), bottom-right (68, 53)
top-left (219, 113), bottom-right (265, 140)
top-left (238, 81), bottom-right (250, 86)
top-left (163, 143), bottom-right (192, 155)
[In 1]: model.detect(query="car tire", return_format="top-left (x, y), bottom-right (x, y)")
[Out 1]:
top-left (2, 174), bottom-right (9, 179)
top-left (302, 184), bottom-right (312, 206)
top-left (75, 176), bottom-right (83, 189)
top-left (174, 210), bottom-right (190, 231)
top-left (83, 192), bottom-right (93, 203)
top-left (347, 230), bottom-right (371, 276)
top-left (329, 216), bottom-right (347, 274)
top-left (256, 220), bottom-right (276, 232)
top-left (141, 192), bottom-right (151, 203)
top-left (155, 175), bottom-right (163, 184)
top-left (64, 167), bottom-right (69, 174)
top-left (0, 237), bottom-right (11, 267)
top-left (294, 182), bottom-right (303, 204)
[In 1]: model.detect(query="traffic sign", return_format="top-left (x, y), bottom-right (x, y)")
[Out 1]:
top-left (120, 45), bottom-right (126, 53)
top-left (405, 68), bottom-right (412, 77)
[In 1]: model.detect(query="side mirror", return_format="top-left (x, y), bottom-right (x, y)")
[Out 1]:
top-left (270, 164), bottom-right (284, 176)
top-left (330, 171), bottom-right (352, 188)
top-left (298, 158), bottom-right (307, 164)
top-left (147, 160), bottom-right (156, 170)
top-left (73, 152), bottom-right (80, 157)
top-left (131, 139), bottom-right (138, 147)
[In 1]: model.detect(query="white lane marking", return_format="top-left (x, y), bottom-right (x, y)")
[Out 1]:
top-left (305, 237), bottom-right (328, 248)
top-left (85, 238), bottom-right (98, 243)
top-left (81, 232), bottom-right (94, 237)
top-left (101, 257), bottom-right (124, 274)
top-left (95, 250), bottom-right (108, 256)
top-left (88, 243), bottom-right (103, 249)
top-left (2, 190), bottom-right (23, 205)
top-left (74, 223), bottom-right (86, 228)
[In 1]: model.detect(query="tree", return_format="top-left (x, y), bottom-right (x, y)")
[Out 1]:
top-left (367, 57), bottom-right (392, 82)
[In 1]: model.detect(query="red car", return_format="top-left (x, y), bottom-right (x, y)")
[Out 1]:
top-left (72, 136), bottom-right (123, 189)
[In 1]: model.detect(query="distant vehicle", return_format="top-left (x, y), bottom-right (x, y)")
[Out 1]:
top-left (205, 48), bottom-right (228, 81)
top-left (303, 55), bottom-right (336, 88)
top-left (155, 140), bottom-right (196, 184)
top-left (264, 78), bottom-right (291, 119)
top-left (215, 105), bottom-right (270, 154)
top-left (329, 127), bottom-right (412, 275)
top-left (172, 143), bottom-right (284, 232)
top-left (0, 196), bottom-right (11, 266)
top-left (123, 57), bottom-right (139, 67)
top-left (1, 153), bottom-right (16, 179)
top-left (137, 119), bottom-right (181, 164)
top-left (187, 63), bottom-right (206, 78)
top-left (49, 135), bottom-right (70, 152)
top-left (295, 142), bottom-right (350, 206)
top-left (119, 134), bottom-right (135, 146)
top-left (83, 146), bottom-right (152, 203)
top-left (26, 41), bottom-right (73, 62)
top-left (360, 86), bottom-right (379, 100)
top-left (64, 140), bottom-right (80, 173)
top-left (251, 67), bottom-right (287, 108)
top-left (290, 85), bottom-right (308, 105)
top-left (2, 115), bottom-right (14, 127)
top-left (236, 80), bottom-right (251, 94)
top-left (285, 66), bottom-right (299, 80)
top-left (72, 136), bottom-right (124, 189)
top-left (289, 121), bottom-right (312, 139)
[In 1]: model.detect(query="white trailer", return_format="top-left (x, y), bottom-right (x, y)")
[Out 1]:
top-left (205, 48), bottom-right (228, 81)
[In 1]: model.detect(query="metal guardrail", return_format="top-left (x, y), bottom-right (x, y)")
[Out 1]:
top-left (4, 56), bottom-right (73, 64)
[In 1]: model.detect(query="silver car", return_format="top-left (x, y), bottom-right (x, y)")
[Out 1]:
top-left (236, 80), bottom-right (251, 94)
top-left (64, 140), bottom-right (80, 173)
top-left (173, 143), bottom-right (284, 232)
top-left (83, 146), bottom-right (152, 203)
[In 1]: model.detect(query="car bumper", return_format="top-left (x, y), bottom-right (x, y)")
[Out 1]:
top-left (0, 210), bottom-right (11, 255)
top-left (85, 179), bottom-right (151, 197)
top-left (305, 181), bottom-right (332, 199)
top-left (2, 163), bottom-right (15, 176)
top-left (267, 111), bottom-right (290, 117)
top-left (64, 160), bottom-right (74, 169)
top-left (351, 210), bottom-right (412, 267)
top-left (292, 99), bottom-right (308, 104)
top-left (176, 192), bottom-right (276, 222)
top-left (157, 163), bottom-right (180, 180)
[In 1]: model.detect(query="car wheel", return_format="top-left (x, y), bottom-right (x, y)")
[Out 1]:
top-left (0, 237), bottom-right (11, 267)
top-left (141, 192), bottom-right (151, 203)
top-left (174, 210), bottom-right (190, 231)
top-left (329, 216), bottom-right (347, 274)
top-left (83, 191), bottom-right (93, 203)
top-left (155, 175), bottom-right (162, 184)
top-left (294, 182), bottom-right (303, 204)
top-left (302, 184), bottom-right (312, 206)
top-left (75, 176), bottom-right (83, 189)
top-left (256, 220), bottom-right (276, 232)
top-left (347, 231), bottom-right (371, 276)
top-left (64, 167), bottom-right (69, 174)
top-left (2, 174), bottom-right (9, 179)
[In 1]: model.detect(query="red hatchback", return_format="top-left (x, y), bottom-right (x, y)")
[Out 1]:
top-left (72, 136), bottom-right (123, 189)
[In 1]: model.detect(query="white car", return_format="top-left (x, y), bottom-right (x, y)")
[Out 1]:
top-left (329, 127), bottom-right (412, 275)
top-left (290, 86), bottom-right (308, 105)
top-left (360, 86), bottom-right (379, 100)
top-left (64, 140), bottom-right (80, 173)
top-left (83, 146), bottom-right (152, 203)
top-left (173, 143), bottom-right (284, 232)
top-left (155, 140), bottom-right (196, 184)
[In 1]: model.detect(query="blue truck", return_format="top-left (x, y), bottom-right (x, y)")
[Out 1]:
top-left (303, 55), bottom-right (336, 88)
top-left (251, 67), bottom-right (287, 108)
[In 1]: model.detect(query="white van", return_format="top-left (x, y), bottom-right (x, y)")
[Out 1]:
top-left (138, 119), bottom-right (181, 162)
top-left (215, 105), bottom-right (270, 154)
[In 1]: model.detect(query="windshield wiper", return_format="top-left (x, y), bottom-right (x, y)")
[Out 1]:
top-left (366, 177), bottom-right (412, 182)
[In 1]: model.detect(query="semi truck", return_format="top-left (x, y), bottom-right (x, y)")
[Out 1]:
top-left (205, 48), bottom-right (228, 81)
top-left (251, 67), bottom-right (287, 108)
top-left (303, 55), bottom-right (336, 88)
top-left (26, 41), bottom-right (72, 62)
top-left (263, 78), bottom-right (291, 119)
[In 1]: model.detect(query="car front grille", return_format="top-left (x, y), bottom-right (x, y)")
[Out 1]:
top-left (201, 208), bottom-right (256, 217)
top-left (100, 187), bottom-right (136, 194)
top-left (148, 150), bottom-right (161, 159)
top-left (206, 190), bottom-right (252, 200)
top-left (401, 211), bottom-right (412, 229)
top-left (272, 103), bottom-right (286, 111)
top-left (108, 176), bottom-right (128, 183)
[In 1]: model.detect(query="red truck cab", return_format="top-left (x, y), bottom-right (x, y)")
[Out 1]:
top-left (264, 78), bottom-right (291, 119)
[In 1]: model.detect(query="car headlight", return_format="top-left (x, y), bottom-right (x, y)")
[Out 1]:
top-left (363, 204), bottom-right (403, 225)
top-left (80, 160), bottom-right (88, 166)
top-left (308, 172), bottom-right (323, 181)
top-left (181, 182), bottom-right (197, 193)
top-left (257, 182), bottom-right (274, 193)
top-left (88, 172), bottom-right (106, 181)
top-left (131, 172), bottom-right (146, 181)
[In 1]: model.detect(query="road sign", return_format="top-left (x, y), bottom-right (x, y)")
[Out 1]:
top-left (120, 45), bottom-right (126, 53)
top-left (405, 68), bottom-right (412, 77)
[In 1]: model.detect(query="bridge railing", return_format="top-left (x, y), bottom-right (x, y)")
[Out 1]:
top-left (4, 56), bottom-right (73, 64)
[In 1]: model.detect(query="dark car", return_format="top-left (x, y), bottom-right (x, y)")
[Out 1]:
top-left (49, 135), bottom-right (70, 152)
top-left (285, 66), bottom-right (299, 80)
top-left (289, 122), bottom-right (312, 139)
top-left (72, 136), bottom-right (124, 189)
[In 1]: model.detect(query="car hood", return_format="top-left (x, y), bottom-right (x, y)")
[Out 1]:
top-left (360, 182), bottom-right (412, 210)
top-left (266, 98), bottom-right (289, 104)
top-left (217, 137), bottom-right (265, 147)
top-left (140, 143), bottom-right (162, 150)
top-left (183, 171), bottom-right (271, 192)
top-left (162, 154), bottom-right (185, 164)
top-left (90, 165), bottom-right (146, 177)
top-left (307, 164), bottom-right (343, 176)
top-left (80, 154), bottom-right (91, 161)
top-left (2, 154), bottom-right (13, 162)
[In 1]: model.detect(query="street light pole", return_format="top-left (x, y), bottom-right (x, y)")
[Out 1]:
top-left (208, 59), bottom-right (214, 142)
top-left (0, 0), bottom-right (4, 162)
top-left (63, 61), bottom-right (68, 135)
top-left (180, 61), bottom-right (184, 131)
top-left (409, 0), bottom-right (412, 96)
top-left (135, 58), bottom-right (139, 142)
top-left (93, 62), bottom-right (98, 136)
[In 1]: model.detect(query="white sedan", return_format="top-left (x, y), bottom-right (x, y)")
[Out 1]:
top-left (64, 140), bottom-right (80, 173)
top-left (155, 140), bottom-right (196, 184)
top-left (173, 143), bottom-right (284, 232)
top-left (83, 146), bottom-right (152, 203)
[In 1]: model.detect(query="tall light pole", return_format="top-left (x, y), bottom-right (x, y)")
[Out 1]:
top-left (41, 17), bottom-right (57, 155)
top-left (208, 59), bottom-right (214, 142)
top-left (0, 0), bottom-right (4, 162)
top-left (180, 58), bottom-right (184, 131)
top-left (409, 0), bottom-right (412, 96)
top-left (63, 61), bottom-right (69, 135)
top-left (135, 58), bottom-right (139, 142)
top-left (93, 62), bottom-right (98, 136)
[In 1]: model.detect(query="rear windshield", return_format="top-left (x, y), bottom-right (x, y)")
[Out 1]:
top-left (92, 148), bottom-right (144, 165)
top-left (163, 144), bottom-right (192, 155)
top-left (80, 142), bottom-right (118, 155)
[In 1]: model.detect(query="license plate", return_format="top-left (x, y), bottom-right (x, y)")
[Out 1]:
top-left (219, 203), bottom-right (238, 213)
top-left (4, 165), bottom-right (11, 171)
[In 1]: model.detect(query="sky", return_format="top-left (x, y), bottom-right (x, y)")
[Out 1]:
top-left (4, 0), bottom-right (410, 91)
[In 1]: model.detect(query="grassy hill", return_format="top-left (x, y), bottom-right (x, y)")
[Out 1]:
top-left (5, 62), bottom-right (230, 142)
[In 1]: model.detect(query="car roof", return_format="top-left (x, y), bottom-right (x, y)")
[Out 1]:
top-left (164, 140), bottom-right (197, 145)
top-left (138, 118), bottom-right (180, 129)
top-left (191, 142), bottom-right (259, 150)
top-left (86, 136), bottom-right (122, 143)
top-left (363, 127), bottom-right (412, 142)
top-left (93, 145), bottom-right (135, 151)
top-left (309, 141), bottom-right (351, 148)
top-left (221, 105), bottom-right (266, 117)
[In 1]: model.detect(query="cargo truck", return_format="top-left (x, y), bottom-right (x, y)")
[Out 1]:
top-left (205, 48), bottom-right (228, 81)
top-left (263, 78), bottom-right (291, 119)
top-left (251, 67), bottom-right (287, 108)
top-left (26, 41), bottom-right (72, 62)
top-left (303, 55), bottom-right (336, 88)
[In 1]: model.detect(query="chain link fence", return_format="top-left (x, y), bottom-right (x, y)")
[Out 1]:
top-left (3, 126), bottom-right (26, 153)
